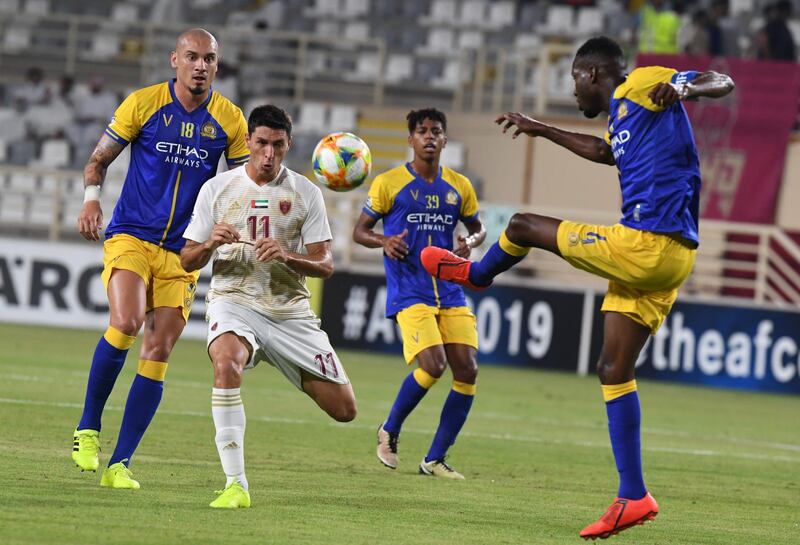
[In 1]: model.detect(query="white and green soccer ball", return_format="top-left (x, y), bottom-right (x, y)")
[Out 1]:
top-left (312, 132), bottom-right (372, 192)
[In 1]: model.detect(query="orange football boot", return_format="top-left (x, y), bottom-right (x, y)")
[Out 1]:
top-left (580, 492), bottom-right (659, 540)
top-left (419, 247), bottom-right (490, 291)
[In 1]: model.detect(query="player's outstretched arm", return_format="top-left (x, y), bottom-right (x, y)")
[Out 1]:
top-left (495, 112), bottom-right (615, 166)
top-left (254, 239), bottom-right (334, 278)
top-left (650, 71), bottom-right (735, 107)
top-left (180, 222), bottom-right (240, 271)
top-left (78, 134), bottom-right (125, 241)
top-left (353, 211), bottom-right (409, 260)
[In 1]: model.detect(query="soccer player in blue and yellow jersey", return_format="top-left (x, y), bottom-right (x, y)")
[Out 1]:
top-left (422, 37), bottom-right (734, 537)
top-left (353, 108), bottom-right (486, 479)
top-left (71, 28), bottom-right (249, 489)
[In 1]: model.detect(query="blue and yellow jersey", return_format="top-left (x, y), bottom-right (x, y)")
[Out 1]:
top-left (605, 66), bottom-right (701, 246)
top-left (363, 163), bottom-right (479, 317)
top-left (104, 80), bottom-right (249, 252)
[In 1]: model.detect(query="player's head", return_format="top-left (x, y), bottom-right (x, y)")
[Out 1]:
top-left (572, 36), bottom-right (626, 119)
top-left (246, 105), bottom-right (292, 180)
top-left (407, 108), bottom-right (447, 163)
top-left (171, 28), bottom-right (218, 97)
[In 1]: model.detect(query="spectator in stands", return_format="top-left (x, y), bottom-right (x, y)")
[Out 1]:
top-left (53, 75), bottom-right (76, 109)
top-left (73, 76), bottom-right (119, 168)
top-left (756, 0), bottom-right (797, 62)
top-left (12, 67), bottom-right (51, 110)
top-left (712, 0), bottom-right (742, 58)
top-left (213, 61), bottom-right (239, 106)
top-left (681, 9), bottom-right (711, 56)
top-left (636, 0), bottom-right (682, 54)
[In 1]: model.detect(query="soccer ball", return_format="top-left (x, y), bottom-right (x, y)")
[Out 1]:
top-left (311, 132), bottom-right (372, 192)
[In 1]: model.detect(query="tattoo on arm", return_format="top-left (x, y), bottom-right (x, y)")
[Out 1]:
top-left (84, 135), bottom-right (124, 188)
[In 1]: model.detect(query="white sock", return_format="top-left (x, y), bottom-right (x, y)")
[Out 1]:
top-left (211, 387), bottom-right (248, 491)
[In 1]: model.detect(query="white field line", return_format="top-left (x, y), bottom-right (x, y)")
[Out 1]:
top-left (9, 372), bottom-right (799, 454)
top-left (1, 396), bottom-right (798, 464)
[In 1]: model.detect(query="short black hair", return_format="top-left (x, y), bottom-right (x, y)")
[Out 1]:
top-left (575, 36), bottom-right (625, 65)
top-left (248, 104), bottom-right (292, 137)
top-left (407, 108), bottom-right (447, 134)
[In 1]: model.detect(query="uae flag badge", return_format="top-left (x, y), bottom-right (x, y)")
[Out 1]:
top-left (250, 199), bottom-right (269, 209)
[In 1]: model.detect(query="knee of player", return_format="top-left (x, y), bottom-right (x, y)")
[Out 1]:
top-left (331, 400), bottom-right (357, 422)
top-left (595, 357), bottom-right (617, 383)
top-left (506, 213), bottom-right (534, 243)
top-left (109, 317), bottom-right (143, 337)
top-left (212, 357), bottom-right (245, 381)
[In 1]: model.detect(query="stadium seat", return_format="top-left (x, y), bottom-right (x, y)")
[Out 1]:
top-left (23, 0), bottom-right (47, 15)
top-left (314, 19), bottom-right (339, 37)
top-left (28, 195), bottom-right (55, 226)
top-left (329, 104), bottom-right (357, 132)
top-left (458, 30), bottom-right (484, 50)
top-left (294, 102), bottom-right (328, 134)
top-left (8, 172), bottom-right (36, 192)
top-left (83, 30), bottom-right (121, 61)
top-left (344, 21), bottom-right (370, 41)
top-left (0, 140), bottom-right (6, 163)
top-left (342, 0), bottom-right (369, 17)
top-left (2, 25), bottom-right (31, 52)
top-left (418, 28), bottom-right (455, 54)
top-left (431, 60), bottom-right (467, 90)
top-left (540, 5), bottom-right (574, 35)
top-left (384, 54), bottom-right (413, 83)
top-left (32, 139), bottom-right (70, 169)
top-left (0, 0), bottom-right (19, 14)
top-left (425, 0), bottom-right (456, 24)
top-left (304, 0), bottom-right (340, 17)
top-left (576, 7), bottom-right (603, 35)
top-left (441, 140), bottom-right (465, 170)
top-left (485, 1), bottom-right (515, 30)
top-left (458, 0), bottom-right (486, 27)
top-left (347, 53), bottom-right (380, 81)
top-left (0, 193), bottom-right (27, 224)
top-left (111, 4), bottom-right (139, 24)
top-left (2, 115), bottom-right (27, 143)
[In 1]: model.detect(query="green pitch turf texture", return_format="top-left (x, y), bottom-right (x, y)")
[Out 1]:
top-left (0, 324), bottom-right (797, 545)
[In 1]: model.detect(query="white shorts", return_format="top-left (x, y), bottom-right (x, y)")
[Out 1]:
top-left (206, 300), bottom-right (349, 390)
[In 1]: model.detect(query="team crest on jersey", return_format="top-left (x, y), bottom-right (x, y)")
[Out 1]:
top-left (200, 121), bottom-right (217, 139)
top-left (568, 232), bottom-right (579, 246)
top-left (445, 190), bottom-right (458, 205)
top-left (617, 102), bottom-right (628, 120)
top-left (280, 199), bottom-right (292, 214)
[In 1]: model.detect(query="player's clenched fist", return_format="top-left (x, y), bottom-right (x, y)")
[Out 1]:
top-left (254, 237), bottom-right (287, 263)
top-left (382, 228), bottom-right (409, 260)
top-left (77, 201), bottom-right (104, 241)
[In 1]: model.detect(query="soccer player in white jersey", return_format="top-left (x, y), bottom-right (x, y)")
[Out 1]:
top-left (180, 105), bottom-right (357, 509)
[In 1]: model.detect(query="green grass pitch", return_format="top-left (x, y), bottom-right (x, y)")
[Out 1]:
top-left (0, 323), bottom-right (797, 544)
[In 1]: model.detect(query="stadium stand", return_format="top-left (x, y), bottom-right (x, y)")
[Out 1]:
top-left (0, 0), bottom-right (799, 306)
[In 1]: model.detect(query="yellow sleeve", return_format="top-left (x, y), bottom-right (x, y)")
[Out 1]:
top-left (620, 66), bottom-right (678, 112)
top-left (364, 174), bottom-right (390, 217)
top-left (226, 108), bottom-right (250, 165)
top-left (105, 92), bottom-right (140, 144)
top-left (459, 176), bottom-right (479, 220)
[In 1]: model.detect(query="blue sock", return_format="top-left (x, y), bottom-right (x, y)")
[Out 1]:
top-left (109, 360), bottom-right (166, 466)
top-left (77, 327), bottom-right (136, 432)
top-left (605, 387), bottom-right (646, 499)
top-left (384, 368), bottom-right (438, 434)
top-left (468, 232), bottom-right (529, 286)
top-left (426, 382), bottom-right (475, 462)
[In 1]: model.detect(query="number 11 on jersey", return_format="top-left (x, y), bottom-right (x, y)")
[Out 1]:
top-left (247, 215), bottom-right (270, 240)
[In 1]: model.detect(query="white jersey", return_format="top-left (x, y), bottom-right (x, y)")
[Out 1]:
top-left (183, 165), bottom-right (332, 319)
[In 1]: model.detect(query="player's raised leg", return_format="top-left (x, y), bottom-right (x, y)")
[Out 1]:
top-left (419, 343), bottom-right (477, 480)
top-left (421, 213), bottom-right (562, 289)
top-left (208, 332), bottom-right (252, 509)
top-left (73, 268), bottom-right (144, 472)
top-left (580, 312), bottom-right (658, 540)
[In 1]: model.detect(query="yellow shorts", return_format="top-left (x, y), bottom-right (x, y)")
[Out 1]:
top-left (101, 234), bottom-right (200, 323)
top-left (395, 304), bottom-right (478, 364)
top-left (556, 222), bottom-right (696, 333)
